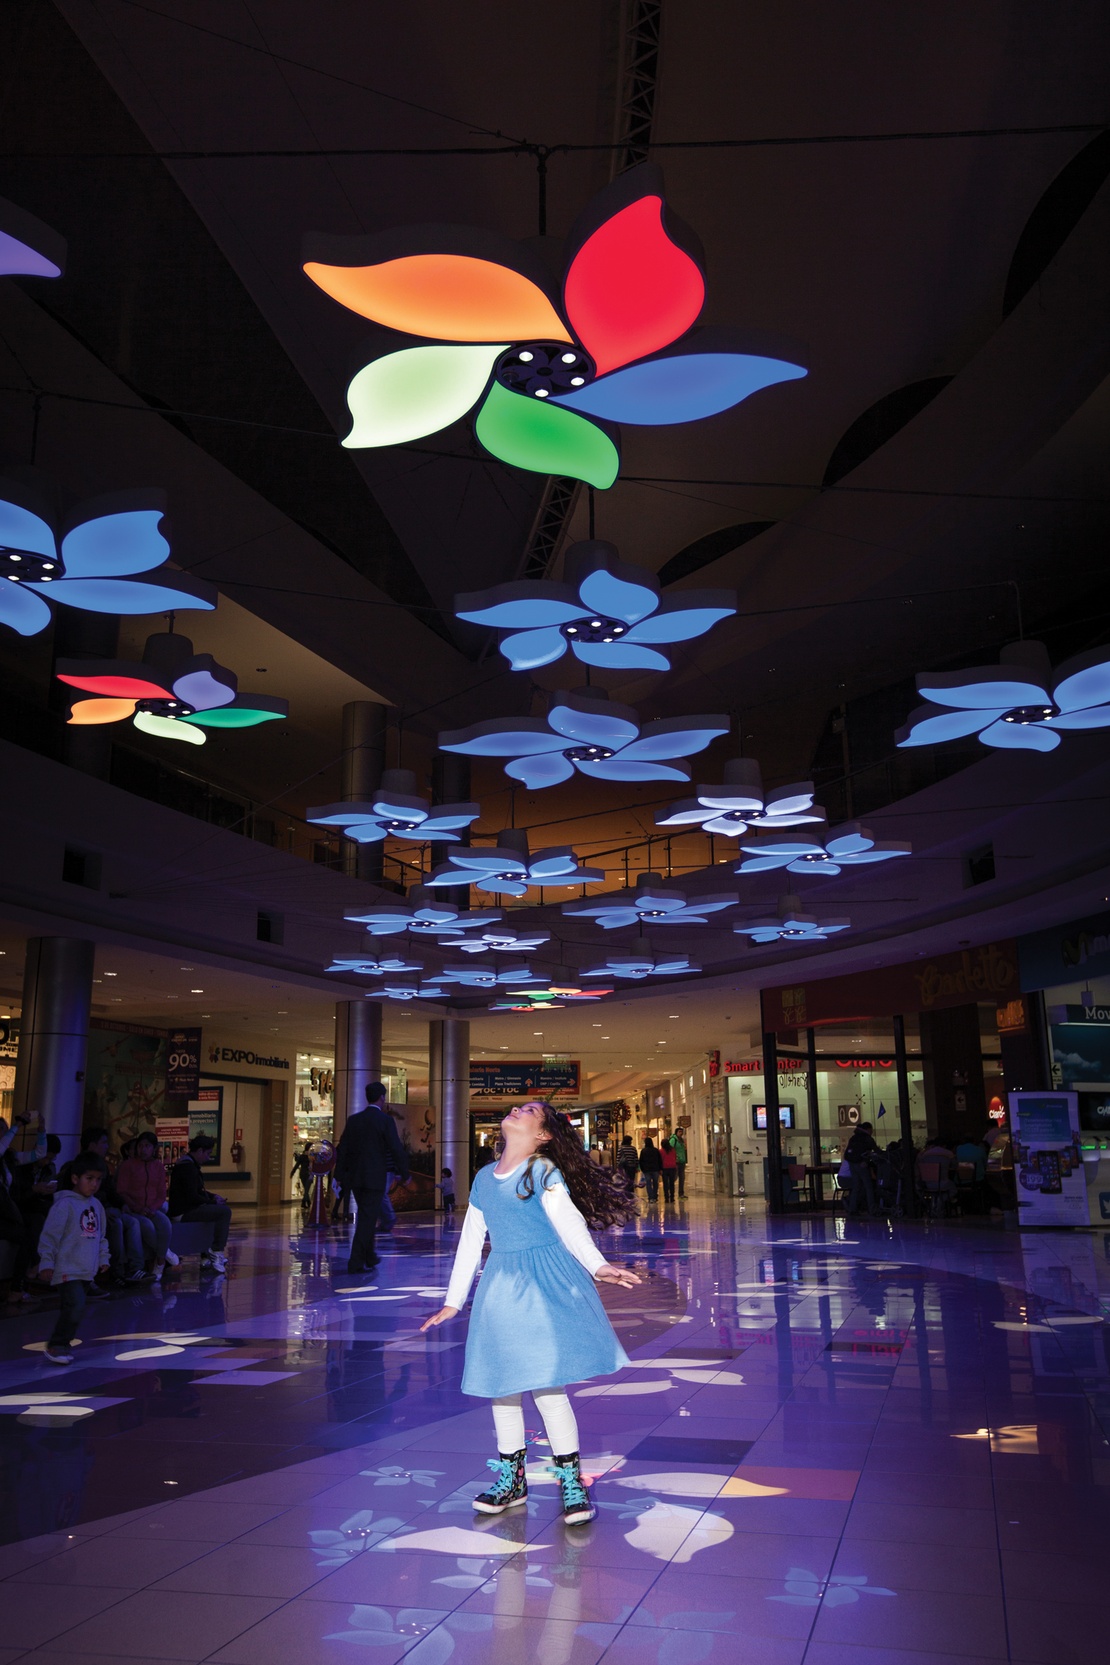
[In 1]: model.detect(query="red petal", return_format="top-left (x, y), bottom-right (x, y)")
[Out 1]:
top-left (563, 196), bottom-right (705, 375)
top-left (57, 672), bottom-right (170, 699)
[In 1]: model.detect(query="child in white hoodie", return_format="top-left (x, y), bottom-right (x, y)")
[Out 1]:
top-left (36, 1155), bottom-right (109, 1365)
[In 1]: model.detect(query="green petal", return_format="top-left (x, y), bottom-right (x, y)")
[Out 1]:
top-left (475, 382), bottom-right (619, 488)
top-left (343, 344), bottom-right (505, 448)
top-left (133, 711), bottom-right (206, 745)
top-left (182, 701), bottom-right (286, 729)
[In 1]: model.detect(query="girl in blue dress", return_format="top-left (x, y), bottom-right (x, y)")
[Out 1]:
top-left (422, 1100), bottom-right (639, 1525)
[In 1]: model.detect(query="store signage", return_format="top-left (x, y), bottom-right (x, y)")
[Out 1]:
top-left (997, 997), bottom-right (1028, 1034)
top-left (1019, 910), bottom-right (1110, 988)
top-left (725, 1057), bottom-right (804, 1074)
top-left (763, 940), bottom-right (1018, 1030)
top-left (207, 1044), bottom-right (290, 1070)
top-left (0, 1017), bottom-right (18, 1061)
top-left (707, 1049), bottom-right (721, 1077)
top-left (469, 1059), bottom-right (580, 1097)
top-left (835, 1058), bottom-right (894, 1070)
top-left (1047, 1004), bottom-right (1110, 1026)
top-left (166, 1027), bottom-right (201, 1099)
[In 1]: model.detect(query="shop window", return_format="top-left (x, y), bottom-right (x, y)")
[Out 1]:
top-left (257, 909), bottom-right (284, 944)
top-left (62, 846), bottom-right (101, 890)
top-left (964, 843), bottom-right (996, 887)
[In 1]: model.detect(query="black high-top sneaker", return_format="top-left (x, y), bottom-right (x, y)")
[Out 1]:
top-left (549, 1451), bottom-right (597, 1525)
top-left (473, 1447), bottom-right (528, 1514)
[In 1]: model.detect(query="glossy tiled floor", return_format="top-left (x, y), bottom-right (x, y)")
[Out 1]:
top-left (2, 1192), bottom-right (1109, 1664)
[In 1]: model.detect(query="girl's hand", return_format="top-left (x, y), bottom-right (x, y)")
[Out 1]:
top-left (595, 1265), bottom-right (641, 1289)
top-left (420, 1305), bottom-right (459, 1332)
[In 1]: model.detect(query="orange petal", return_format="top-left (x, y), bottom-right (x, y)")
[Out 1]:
top-left (67, 697), bottom-right (135, 725)
top-left (304, 254), bottom-right (571, 344)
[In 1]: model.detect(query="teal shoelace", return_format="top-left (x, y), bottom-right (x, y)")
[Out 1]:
top-left (549, 1461), bottom-right (589, 1506)
top-left (485, 1457), bottom-right (517, 1498)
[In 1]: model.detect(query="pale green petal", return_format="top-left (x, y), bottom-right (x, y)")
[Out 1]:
top-left (342, 344), bottom-right (506, 448)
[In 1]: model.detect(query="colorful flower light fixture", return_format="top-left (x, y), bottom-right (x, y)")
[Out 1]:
top-left (563, 873), bottom-right (738, 931)
top-left (345, 887), bottom-right (503, 941)
top-left (437, 924), bottom-right (552, 956)
top-left (58, 630), bottom-right (287, 746)
top-left (734, 824), bottom-right (910, 877)
top-left (326, 956), bottom-right (424, 976)
top-left (580, 953), bottom-right (701, 981)
top-left (455, 539), bottom-right (735, 674)
top-left (440, 688), bottom-right (728, 790)
top-left (733, 893), bottom-right (851, 944)
top-left (489, 984), bottom-right (613, 1012)
top-left (0, 195), bottom-right (66, 278)
top-left (424, 828), bottom-right (605, 898)
top-left (0, 485), bottom-right (216, 638)
top-left (302, 163), bottom-right (807, 488)
top-left (896, 640), bottom-right (1110, 754)
top-left (308, 768), bottom-right (479, 845)
top-left (655, 757), bottom-right (825, 837)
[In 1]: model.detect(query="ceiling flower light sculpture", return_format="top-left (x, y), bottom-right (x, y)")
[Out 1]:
top-left (734, 824), bottom-right (910, 877)
top-left (302, 164), bottom-right (806, 489)
top-left (733, 893), bottom-right (850, 945)
top-left (380, 982), bottom-right (449, 1003)
top-left (0, 485), bottom-right (216, 638)
top-left (440, 688), bottom-right (728, 790)
top-left (438, 924), bottom-right (552, 956)
top-left (489, 985), bottom-right (613, 1012)
top-left (580, 953), bottom-right (701, 981)
top-left (425, 828), bottom-right (605, 897)
top-left (456, 539), bottom-right (735, 674)
top-left (326, 956), bottom-right (424, 977)
top-left (563, 872), bottom-right (738, 931)
top-left (436, 965), bottom-right (545, 990)
top-left (345, 887), bottom-right (502, 941)
top-left (0, 194), bottom-right (66, 277)
top-left (308, 768), bottom-right (479, 845)
top-left (58, 630), bottom-right (287, 745)
top-left (896, 640), bottom-right (1110, 754)
top-left (655, 757), bottom-right (825, 837)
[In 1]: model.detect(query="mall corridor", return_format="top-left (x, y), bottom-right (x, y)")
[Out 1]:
top-left (1, 1195), bottom-right (1105, 1665)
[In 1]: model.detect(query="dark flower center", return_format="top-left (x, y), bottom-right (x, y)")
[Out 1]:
top-left (138, 697), bottom-right (196, 718)
top-left (3, 546), bottom-right (62, 583)
top-left (496, 342), bottom-right (595, 400)
top-left (564, 616), bottom-right (629, 644)
top-left (795, 852), bottom-right (831, 864)
top-left (563, 743), bottom-right (616, 763)
top-left (379, 817), bottom-right (421, 832)
top-left (1001, 704), bottom-right (1057, 724)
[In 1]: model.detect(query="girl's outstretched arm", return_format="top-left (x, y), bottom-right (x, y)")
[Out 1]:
top-left (542, 1180), bottom-right (641, 1287)
top-left (421, 1199), bottom-right (488, 1330)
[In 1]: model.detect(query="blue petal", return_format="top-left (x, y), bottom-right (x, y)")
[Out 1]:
top-left (979, 719), bottom-right (1060, 752)
top-left (788, 856), bottom-right (841, 874)
top-left (455, 592), bottom-right (581, 628)
top-left (421, 810), bottom-right (479, 832)
top-left (0, 499), bottom-right (54, 558)
top-left (0, 581), bottom-right (52, 635)
top-left (1054, 654), bottom-right (1110, 713)
top-left (572, 639), bottom-right (669, 671)
top-left (529, 850), bottom-right (581, 878)
top-left (624, 603), bottom-right (735, 644)
top-left (618, 719), bottom-right (729, 760)
top-left (577, 564), bottom-right (659, 625)
top-left (595, 909), bottom-right (644, 929)
top-left (61, 508), bottom-right (168, 577)
top-left (1048, 706), bottom-right (1110, 730)
top-left (474, 877), bottom-right (529, 898)
top-left (552, 353), bottom-right (807, 424)
top-left (501, 626), bottom-right (568, 670)
top-left (576, 758), bottom-right (691, 782)
top-left (548, 699), bottom-right (640, 747)
top-left (916, 672), bottom-right (1048, 710)
top-left (33, 577), bottom-right (215, 615)
top-left (348, 825), bottom-right (389, 844)
top-left (439, 720), bottom-right (566, 757)
top-left (895, 706), bottom-right (999, 747)
top-left (734, 854), bottom-right (794, 872)
top-left (172, 669), bottom-right (236, 710)
top-left (838, 849), bottom-right (907, 864)
top-left (505, 752), bottom-right (576, 788)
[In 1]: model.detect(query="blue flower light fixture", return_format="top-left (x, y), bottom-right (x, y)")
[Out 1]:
top-left (563, 872), bottom-right (738, 931)
top-left (345, 887), bottom-right (502, 940)
top-left (655, 757), bottom-right (825, 837)
top-left (437, 924), bottom-right (552, 956)
top-left (896, 640), bottom-right (1110, 754)
top-left (0, 484), bottom-right (216, 638)
top-left (0, 194), bottom-right (66, 278)
top-left (734, 824), bottom-right (910, 877)
top-left (455, 539), bottom-right (735, 673)
top-left (309, 768), bottom-right (480, 845)
top-left (380, 982), bottom-right (449, 1002)
top-left (425, 828), bottom-right (605, 898)
top-left (440, 688), bottom-right (728, 790)
top-left (733, 893), bottom-right (851, 944)
top-left (326, 955), bottom-right (424, 976)
top-left (437, 964), bottom-right (546, 989)
top-left (580, 953), bottom-right (701, 980)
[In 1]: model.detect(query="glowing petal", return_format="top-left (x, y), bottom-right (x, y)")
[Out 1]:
top-left (303, 253), bottom-right (569, 343)
top-left (343, 344), bottom-right (503, 448)
top-left (420, 810), bottom-right (481, 833)
top-left (896, 706), bottom-right (1000, 747)
top-left (0, 584), bottom-right (55, 636)
top-left (505, 752), bottom-right (576, 789)
top-left (182, 697), bottom-right (287, 729)
top-left (624, 599), bottom-right (736, 643)
top-left (571, 640), bottom-right (670, 672)
top-left (554, 352), bottom-right (806, 423)
top-left (67, 697), bottom-right (136, 725)
top-left (172, 669), bottom-right (236, 710)
top-left (577, 757), bottom-right (691, 782)
top-left (617, 718), bottom-right (729, 760)
top-left (978, 718), bottom-right (1060, 752)
top-left (475, 383), bottom-right (619, 489)
top-left (500, 626), bottom-right (568, 670)
top-left (916, 672), bottom-right (1049, 709)
top-left (439, 719), bottom-right (567, 758)
top-left (577, 563), bottom-right (659, 624)
top-left (58, 672), bottom-right (169, 700)
top-left (1053, 651), bottom-right (1110, 713)
top-left (547, 695), bottom-right (639, 746)
top-left (34, 576), bottom-right (216, 615)
top-left (1049, 706), bottom-right (1110, 730)
top-left (61, 509), bottom-right (168, 577)
top-left (455, 585), bottom-right (580, 628)
top-left (655, 800), bottom-right (716, 827)
top-left (134, 710), bottom-right (206, 745)
top-left (564, 196), bottom-right (704, 376)
top-left (735, 853), bottom-right (795, 873)
top-left (0, 499), bottom-right (55, 558)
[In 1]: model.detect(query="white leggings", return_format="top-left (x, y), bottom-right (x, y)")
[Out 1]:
top-left (492, 1388), bottom-right (579, 1456)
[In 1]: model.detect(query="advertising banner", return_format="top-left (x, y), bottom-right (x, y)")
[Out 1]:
top-left (166, 1027), bottom-right (202, 1099)
top-left (1019, 910), bottom-right (1110, 990)
top-left (469, 1060), bottom-right (580, 1097)
top-left (188, 1085), bottom-right (223, 1161)
top-left (1009, 1090), bottom-right (1087, 1226)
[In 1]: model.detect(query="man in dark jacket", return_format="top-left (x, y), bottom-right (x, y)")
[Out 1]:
top-left (168, 1134), bottom-right (231, 1273)
top-left (334, 1082), bottom-right (410, 1274)
top-left (844, 1122), bottom-right (880, 1217)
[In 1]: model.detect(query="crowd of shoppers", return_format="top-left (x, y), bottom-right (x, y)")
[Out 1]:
top-left (613, 1131), bottom-right (688, 1207)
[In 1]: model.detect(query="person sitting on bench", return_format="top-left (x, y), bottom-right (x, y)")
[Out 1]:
top-left (168, 1134), bottom-right (231, 1274)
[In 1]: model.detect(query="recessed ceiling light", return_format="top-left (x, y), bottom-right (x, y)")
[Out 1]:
top-left (179, 966), bottom-right (194, 971)
top-left (190, 988), bottom-right (204, 994)
top-left (104, 972), bottom-right (118, 978)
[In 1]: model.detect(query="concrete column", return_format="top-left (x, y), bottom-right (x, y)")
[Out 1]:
top-left (893, 1013), bottom-right (919, 1218)
top-left (762, 1028), bottom-right (786, 1214)
top-left (13, 938), bottom-right (95, 1162)
top-left (342, 701), bottom-right (387, 883)
top-left (334, 999), bottom-right (382, 1143)
top-left (805, 1027), bottom-right (822, 1201)
top-left (431, 1016), bottom-right (470, 1208)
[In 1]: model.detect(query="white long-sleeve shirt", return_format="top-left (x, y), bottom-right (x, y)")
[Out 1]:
top-left (445, 1168), bottom-right (608, 1311)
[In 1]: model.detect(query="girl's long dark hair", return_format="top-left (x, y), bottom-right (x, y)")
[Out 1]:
top-left (504, 1103), bottom-right (638, 1229)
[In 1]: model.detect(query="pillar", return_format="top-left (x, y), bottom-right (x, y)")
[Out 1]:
top-left (805, 1026), bottom-right (822, 1201)
top-left (342, 701), bottom-right (387, 883)
top-left (333, 998), bottom-right (382, 1143)
top-left (893, 1013), bottom-right (919, 1218)
top-left (762, 1028), bottom-right (786, 1214)
top-left (920, 1005), bottom-right (987, 1142)
top-left (12, 938), bottom-right (95, 1162)
top-left (431, 1016), bottom-right (470, 1208)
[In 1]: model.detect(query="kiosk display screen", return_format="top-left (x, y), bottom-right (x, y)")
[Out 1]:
top-left (753, 1103), bottom-right (795, 1131)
